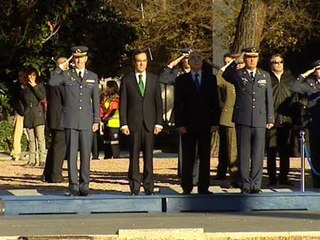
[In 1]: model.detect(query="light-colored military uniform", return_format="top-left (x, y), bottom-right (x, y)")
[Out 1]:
top-left (49, 67), bottom-right (100, 193)
top-left (216, 70), bottom-right (238, 179)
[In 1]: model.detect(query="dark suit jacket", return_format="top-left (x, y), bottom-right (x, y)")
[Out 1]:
top-left (21, 82), bottom-right (46, 128)
top-left (49, 68), bottom-right (100, 130)
top-left (223, 61), bottom-right (274, 128)
top-left (46, 85), bottom-right (65, 130)
top-left (292, 74), bottom-right (320, 123)
top-left (174, 71), bottom-right (220, 134)
top-left (119, 72), bottom-right (163, 132)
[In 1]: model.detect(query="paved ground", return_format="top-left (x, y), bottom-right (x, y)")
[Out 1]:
top-left (2, 212), bottom-right (320, 239)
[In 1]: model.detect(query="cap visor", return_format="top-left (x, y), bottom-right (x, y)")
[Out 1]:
top-left (245, 53), bottom-right (259, 57)
top-left (73, 53), bottom-right (87, 57)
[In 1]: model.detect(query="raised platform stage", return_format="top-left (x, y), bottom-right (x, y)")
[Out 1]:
top-left (2, 189), bottom-right (320, 215)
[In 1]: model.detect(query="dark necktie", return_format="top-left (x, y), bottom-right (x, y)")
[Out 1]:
top-left (250, 71), bottom-right (255, 81)
top-left (194, 73), bottom-right (200, 89)
top-left (78, 70), bottom-right (83, 79)
top-left (138, 74), bottom-right (145, 96)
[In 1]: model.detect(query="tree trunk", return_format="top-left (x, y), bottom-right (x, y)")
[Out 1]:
top-left (231, 0), bottom-right (267, 53)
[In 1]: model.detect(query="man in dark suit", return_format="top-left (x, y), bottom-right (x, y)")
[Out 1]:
top-left (43, 57), bottom-right (68, 183)
top-left (222, 47), bottom-right (274, 194)
top-left (120, 49), bottom-right (163, 195)
top-left (174, 50), bottom-right (220, 194)
top-left (49, 46), bottom-right (100, 196)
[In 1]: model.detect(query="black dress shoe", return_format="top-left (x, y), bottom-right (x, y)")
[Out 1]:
top-left (250, 189), bottom-right (262, 194)
top-left (41, 175), bottom-right (49, 182)
top-left (49, 177), bottom-right (64, 183)
top-left (279, 179), bottom-right (294, 186)
top-left (198, 190), bottom-right (213, 195)
top-left (145, 191), bottom-right (155, 195)
top-left (130, 191), bottom-right (139, 196)
top-left (267, 179), bottom-right (277, 186)
top-left (182, 191), bottom-right (191, 195)
top-left (241, 188), bottom-right (250, 194)
top-left (66, 190), bottom-right (79, 196)
top-left (231, 180), bottom-right (240, 188)
top-left (79, 189), bottom-right (90, 196)
top-left (214, 174), bottom-right (226, 180)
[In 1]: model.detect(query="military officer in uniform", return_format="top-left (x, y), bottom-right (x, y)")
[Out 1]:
top-left (49, 46), bottom-right (100, 196)
top-left (222, 47), bottom-right (274, 194)
top-left (216, 53), bottom-right (245, 187)
top-left (291, 60), bottom-right (320, 188)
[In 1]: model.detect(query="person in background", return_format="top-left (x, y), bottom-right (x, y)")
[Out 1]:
top-left (174, 50), bottom-right (220, 194)
top-left (10, 69), bottom-right (27, 161)
top-left (215, 52), bottom-right (244, 188)
top-left (21, 67), bottom-right (47, 167)
top-left (120, 49), bottom-right (163, 196)
top-left (159, 48), bottom-right (191, 85)
top-left (159, 49), bottom-right (204, 184)
top-left (291, 60), bottom-right (320, 188)
top-left (266, 54), bottom-right (295, 186)
top-left (42, 57), bottom-right (68, 183)
top-left (49, 46), bottom-right (100, 196)
top-left (101, 80), bottom-right (121, 159)
top-left (222, 47), bottom-right (274, 194)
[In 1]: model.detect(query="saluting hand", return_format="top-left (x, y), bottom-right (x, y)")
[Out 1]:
top-left (301, 67), bottom-right (317, 79)
top-left (58, 55), bottom-right (73, 71)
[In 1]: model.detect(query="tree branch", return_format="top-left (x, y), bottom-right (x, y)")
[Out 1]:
top-left (41, 21), bottom-right (61, 44)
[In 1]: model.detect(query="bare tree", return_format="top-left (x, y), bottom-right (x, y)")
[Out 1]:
top-left (231, 0), bottom-right (267, 53)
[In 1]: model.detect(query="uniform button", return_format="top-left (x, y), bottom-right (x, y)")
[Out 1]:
top-left (80, 99), bottom-right (82, 103)
top-left (79, 106), bottom-right (82, 110)
top-left (252, 105), bottom-right (256, 109)
top-left (253, 98), bottom-right (256, 102)
top-left (80, 92), bottom-right (83, 96)
top-left (253, 91), bottom-right (256, 94)
top-left (80, 85), bottom-right (83, 89)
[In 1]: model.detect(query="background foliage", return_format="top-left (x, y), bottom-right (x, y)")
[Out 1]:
top-left (0, 0), bottom-right (319, 136)
top-left (0, 120), bottom-right (28, 153)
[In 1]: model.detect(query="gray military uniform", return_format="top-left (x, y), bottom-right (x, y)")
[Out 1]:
top-left (49, 67), bottom-right (100, 192)
top-left (223, 61), bottom-right (274, 191)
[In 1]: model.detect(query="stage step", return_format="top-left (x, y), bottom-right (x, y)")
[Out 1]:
top-left (2, 190), bottom-right (320, 215)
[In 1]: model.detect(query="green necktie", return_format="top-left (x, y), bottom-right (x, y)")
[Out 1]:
top-left (138, 74), bottom-right (145, 96)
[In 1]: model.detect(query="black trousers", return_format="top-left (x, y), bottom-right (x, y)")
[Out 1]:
top-left (266, 126), bottom-right (291, 182)
top-left (103, 126), bottom-right (120, 158)
top-left (309, 123), bottom-right (320, 188)
top-left (128, 127), bottom-right (154, 194)
top-left (43, 129), bottom-right (66, 182)
top-left (65, 129), bottom-right (92, 192)
top-left (236, 125), bottom-right (265, 191)
top-left (180, 132), bottom-right (212, 193)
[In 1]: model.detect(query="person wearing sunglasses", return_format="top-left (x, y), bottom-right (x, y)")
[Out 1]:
top-left (266, 54), bottom-right (296, 186)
